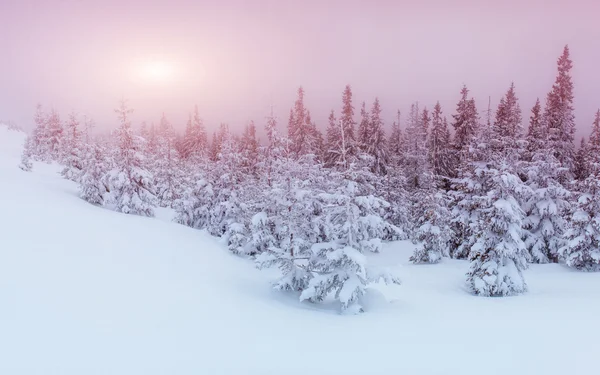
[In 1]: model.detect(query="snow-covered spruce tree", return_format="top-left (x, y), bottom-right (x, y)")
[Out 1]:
top-left (404, 102), bottom-right (422, 190)
top-left (181, 105), bottom-right (208, 162)
top-left (410, 191), bottom-right (452, 264)
top-left (357, 101), bottom-right (370, 152)
top-left (106, 100), bottom-right (157, 216)
top-left (240, 120), bottom-right (259, 177)
top-left (255, 142), bottom-right (324, 292)
top-left (524, 98), bottom-right (544, 163)
top-left (178, 124), bottom-right (259, 256)
top-left (82, 115), bottom-right (95, 145)
top-left (543, 45), bottom-right (576, 180)
top-left (576, 110), bottom-right (600, 181)
top-left (448, 86), bottom-right (483, 259)
top-left (428, 102), bottom-right (453, 183)
top-left (19, 135), bottom-right (34, 171)
top-left (45, 109), bottom-right (64, 161)
top-left (450, 85), bottom-right (479, 177)
top-left (60, 112), bottom-right (84, 181)
top-left (466, 163), bottom-right (530, 296)
top-left (492, 82), bottom-right (523, 163)
top-left (522, 101), bottom-right (571, 264)
top-left (523, 151), bottom-right (570, 263)
top-left (258, 117), bottom-right (400, 313)
top-left (325, 110), bottom-right (341, 168)
top-left (388, 110), bottom-right (405, 166)
top-left (574, 137), bottom-right (589, 181)
top-left (79, 143), bottom-right (110, 205)
top-left (560, 163), bottom-right (600, 271)
top-left (298, 170), bottom-right (401, 313)
top-left (365, 98), bottom-right (388, 175)
top-left (466, 86), bottom-right (530, 296)
top-left (383, 110), bottom-right (410, 237)
top-left (153, 113), bottom-right (183, 207)
top-left (175, 176), bottom-right (214, 230)
top-left (30, 104), bottom-right (50, 162)
top-left (340, 85), bottom-right (357, 159)
top-left (287, 87), bottom-right (322, 158)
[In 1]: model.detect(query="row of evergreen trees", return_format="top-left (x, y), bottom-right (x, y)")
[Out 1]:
top-left (19, 45), bottom-right (600, 312)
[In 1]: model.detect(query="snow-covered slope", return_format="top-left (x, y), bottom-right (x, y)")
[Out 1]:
top-left (1, 124), bottom-right (599, 375)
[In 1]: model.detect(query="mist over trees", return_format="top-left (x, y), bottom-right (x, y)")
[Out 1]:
top-left (19, 45), bottom-right (600, 311)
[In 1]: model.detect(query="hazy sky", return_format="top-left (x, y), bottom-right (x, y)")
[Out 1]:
top-left (1, 0), bottom-right (599, 140)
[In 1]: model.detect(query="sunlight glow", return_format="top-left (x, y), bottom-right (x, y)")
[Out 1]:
top-left (139, 61), bottom-right (175, 83)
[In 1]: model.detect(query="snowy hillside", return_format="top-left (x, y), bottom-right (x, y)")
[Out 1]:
top-left (1, 123), bottom-right (599, 375)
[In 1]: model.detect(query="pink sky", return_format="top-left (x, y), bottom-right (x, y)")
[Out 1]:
top-left (1, 0), bottom-right (599, 140)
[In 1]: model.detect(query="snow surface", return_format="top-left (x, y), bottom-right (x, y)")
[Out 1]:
top-left (1, 124), bottom-right (600, 374)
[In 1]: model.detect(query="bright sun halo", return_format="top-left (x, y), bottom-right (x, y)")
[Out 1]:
top-left (140, 61), bottom-right (175, 83)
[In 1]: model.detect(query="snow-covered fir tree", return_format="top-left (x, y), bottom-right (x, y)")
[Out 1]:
top-left (560, 162), bottom-right (600, 272)
top-left (543, 45), bottom-right (576, 179)
top-left (19, 135), bottom-right (34, 171)
top-left (288, 87), bottom-right (322, 158)
top-left (45, 109), bottom-right (64, 161)
top-left (240, 120), bottom-right (259, 176)
top-left (300, 175), bottom-right (400, 313)
top-left (525, 98), bottom-right (544, 162)
top-left (325, 110), bottom-right (341, 168)
top-left (465, 89), bottom-right (530, 296)
top-left (574, 137), bottom-right (589, 181)
top-left (79, 143), bottom-right (110, 205)
top-left (492, 82), bottom-right (523, 162)
top-left (410, 191), bottom-right (452, 264)
top-left (522, 151), bottom-right (570, 264)
top-left (448, 87), bottom-right (481, 259)
top-left (404, 103), bottom-right (429, 191)
top-left (465, 162), bottom-right (530, 296)
top-left (153, 113), bottom-right (182, 207)
top-left (388, 110), bottom-right (405, 166)
top-left (357, 101), bottom-right (370, 152)
top-left (106, 100), bottom-right (157, 216)
top-left (340, 85), bottom-right (356, 158)
top-left (451, 85), bottom-right (479, 176)
top-left (522, 101), bottom-right (571, 264)
top-left (60, 112), bottom-right (84, 181)
top-left (428, 102), bottom-right (452, 182)
top-left (365, 98), bottom-right (387, 175)
top-left (577, 110), bottom-right (600, 180)
top-left (181, 105), bottom-right (208, 162)
top-left (30, 104), bottom-right (49, 161)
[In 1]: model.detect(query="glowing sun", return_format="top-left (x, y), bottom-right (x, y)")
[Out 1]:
top-left (139, 60), bottom-right (175, 83)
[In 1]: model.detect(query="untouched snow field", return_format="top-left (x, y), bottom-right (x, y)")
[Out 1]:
top-left (1, 125), bottom-right (599, 375)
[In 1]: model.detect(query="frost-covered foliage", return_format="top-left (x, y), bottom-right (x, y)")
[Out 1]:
top-left (449, 173), bottom-right (485, 260)
top-left (299, 176), bottom-right (400, 313)
top-left (60, 112), bottom-right (84, 181)
top-left (175, 125), bottom-right (259, 255)
top-left (45, 109), bottom-right (64, 161)
top-left (466, 164), bottom-right (530, 296)
top-left (560, 168), bottom-right (600, 271)
top-left (522, 152), bottom-right (570, 263)
top-left (451, 85), bottom-right (480, 176)
top-left (106, 101), bottom-right (156, 217)
top-left (543, 45), bottom-right (576, 177)
top-left (19, 135), bottom-right (33, 172)
top-left (180, 105), bottom-right (208, 161)
top-left (153, 114), bottom-right (183, 207)
top-left (404, 103), bottom-right (430, 191)
top-left (428, 102), bottom-right (452, 181)
top-left (410, 192), bottom-right (452, 264)
top-left (22, 46), bottom-right (593, 305)
top-left (79, 144), bottom-right (110, 205)
top-left (287, 87), bottom-right (323, 158)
